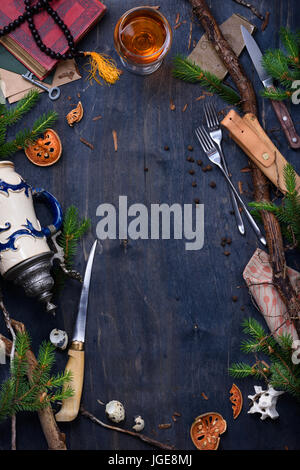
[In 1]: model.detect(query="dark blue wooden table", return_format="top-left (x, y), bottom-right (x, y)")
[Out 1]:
top-left (0, 0), bottom-right (300, 451)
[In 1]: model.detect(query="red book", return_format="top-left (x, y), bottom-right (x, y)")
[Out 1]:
top-left (0, 0), bottom-right (107, 80)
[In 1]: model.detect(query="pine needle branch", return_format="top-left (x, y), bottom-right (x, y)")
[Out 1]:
top-left (0, 111), bottom-right (58, 158)
top-left (261, 87), bottom-right (293, 101)
top-left (0, 89), bottom-right (58, 159)
top-left (249, 163), bottom-right (300, 249)
top-left (229, 318), bottom-right (300, 400)
top-left (58, 206), bottom-right (91, 268)
top-left (0, 332), bottom-right (73, 422)
top-left (4, 90), bottom-right (40, 127)
top-left (53, 206), bottom-right (91, 291)
top-left (261, 27), bottom-right (300, 101)
top-left (173, 56), bottom-right (241, 106)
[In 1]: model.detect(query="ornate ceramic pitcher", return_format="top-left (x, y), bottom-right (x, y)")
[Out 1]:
top-left (0, 161), bottom-right (62, 314)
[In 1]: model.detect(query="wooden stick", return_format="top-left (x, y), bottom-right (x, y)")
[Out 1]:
top-left (0, 289), bottom-right (17, 450)
top-left (80, 406), bottom-right (175, 450)
top-left (188, 0), bottom-right (300, 335)
top-left (231, 0), bottom-right (264, 20)
top-left (1, 320), bottom-right (67, 450)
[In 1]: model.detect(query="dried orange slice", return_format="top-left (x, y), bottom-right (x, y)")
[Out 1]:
top-left (25, 129), bottom-right (62, 167)
top-left (190, 412), bottom-right (227, 450)
top-left (66, 101), bottom-right (84, 126)
top-left (230, 383), bottom-right (243, 419)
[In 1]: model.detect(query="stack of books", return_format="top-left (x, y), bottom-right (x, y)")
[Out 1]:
top-left (0, 0), bottom-right (106, 102)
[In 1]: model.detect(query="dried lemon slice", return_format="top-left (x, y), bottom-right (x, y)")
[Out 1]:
top-left (190, 412), bottom-right (227, 450)
top-left (66, 101), bottom-right (84, 127)
top-left (230, 383), bottom-right (243, 419)
top-left (25, 129), bottom-right (62, 167)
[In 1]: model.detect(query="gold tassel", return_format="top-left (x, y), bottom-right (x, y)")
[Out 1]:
top-left (84, 51), bottom-right (121, 85)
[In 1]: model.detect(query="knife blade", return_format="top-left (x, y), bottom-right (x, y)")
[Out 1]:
top-left (55, 240), bottom-right (98, 422)
top-left (241, 26), bottom-right (300, 149)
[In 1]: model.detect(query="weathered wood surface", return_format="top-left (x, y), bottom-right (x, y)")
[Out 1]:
top-left (0, 0), bottom-right (300, 450)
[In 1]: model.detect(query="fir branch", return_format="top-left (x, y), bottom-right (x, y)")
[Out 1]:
top-left (261, 27), bottom-right (300, 101)
top-left (31, 112), bottom-right (58, 137)
top-left (229, 318), bottom-right (300, 400)
top-left (58, 206), bottom-right (91, 268)
top-left (0, 332), bottom-right (73, 422)
top-left (173, 56), bottom-right (241, 106)
top-left (262, 49), bottom-right (297, 87)
top-left (280, 27), bottom-right (299, 66)
top-left (261, 87), bottom-right (292, 101)
top-left (0, 111), bottom-right (58, 158)
top-left (4, 90), bottom-right (40, 127)
top-left (284, 163), bottom-right (297, 193)
top-left (229, 362), bottom-right (258, 378)
top-left (250, 164), bottom-right (300, 249)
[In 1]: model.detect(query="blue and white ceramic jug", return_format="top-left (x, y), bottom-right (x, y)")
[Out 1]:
top-left (0, 161), bottom-right (62, 314)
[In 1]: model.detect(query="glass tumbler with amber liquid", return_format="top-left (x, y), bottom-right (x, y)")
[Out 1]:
top-left (114, 7), bottom-right (172, 75)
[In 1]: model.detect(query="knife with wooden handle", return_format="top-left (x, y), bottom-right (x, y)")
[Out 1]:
top-left (270, 98), bottom-right (300, 148)
top-left (55, 240), bottom-right (98, 422)
top-left (241, 26), bottom-right (300, 149)
top-left (221, 109), bottom-right (300, 194)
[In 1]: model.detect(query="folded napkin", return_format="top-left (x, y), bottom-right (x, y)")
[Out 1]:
top-left (243, 248), bottom-right (299, 340)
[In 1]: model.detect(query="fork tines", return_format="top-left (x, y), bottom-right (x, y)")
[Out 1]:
top-left (195, 126), bottom-right (216, 154)
top-left (203, 102), bottom-right (219, 130)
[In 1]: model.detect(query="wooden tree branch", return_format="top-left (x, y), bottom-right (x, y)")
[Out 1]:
top-left (0, 319), bottom-right (67, 450)
top-left (231, 0), bottom-right (265, 20)
top-left (188, 0), bottom-right (300, 334)
top-left (0, 289), bottom-right (17, 450)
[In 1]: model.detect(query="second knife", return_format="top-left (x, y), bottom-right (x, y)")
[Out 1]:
top-left (241, 25), bottom-right (300, 150)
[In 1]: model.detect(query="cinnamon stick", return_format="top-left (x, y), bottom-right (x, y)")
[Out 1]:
top-left (188, 0), bottom-right (300, 334)
top-left (1, 320), bottom-right (67, 450)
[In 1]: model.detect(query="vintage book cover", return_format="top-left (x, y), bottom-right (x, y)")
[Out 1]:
top-left (0, 0), bottom-right (106, 80)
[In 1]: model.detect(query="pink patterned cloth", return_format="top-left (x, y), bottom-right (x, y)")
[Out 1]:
top-left (243, 248), bottom-right (299, 340)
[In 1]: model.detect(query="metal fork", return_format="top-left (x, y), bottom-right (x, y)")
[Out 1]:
top-left (204, 102), bottom-right (245, 236)
top-left (195, 126), bottom-right (266, 246)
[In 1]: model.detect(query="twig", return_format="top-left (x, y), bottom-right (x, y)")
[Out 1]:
top-left (80, 137), bottom-right (94, 150)
top-left (80, 406), bottom-right (175, 450)
top-left (261, 11), bottom-right (270, 31)
top-left (231, 0), bottom-right (264, 20)
top-left (112, 130), bottom-right (118, 152)
top-left (0, 287), bottom-right (16, 450)
top-left (188, 17), bottom-right (193, 50)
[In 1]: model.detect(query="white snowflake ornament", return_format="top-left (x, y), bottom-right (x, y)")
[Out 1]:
top-left (248, 385), bottom-right (284, 420)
